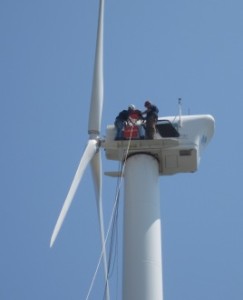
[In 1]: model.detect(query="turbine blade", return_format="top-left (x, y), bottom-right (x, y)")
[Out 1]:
top-left (91, 151), bottom-right (102, 201)
top-left (50, 139), bottom-right (98, 248)
top-left (91, 152), bottom-right (110, 300)
top-left (88, 0), bottom-right (105, 135)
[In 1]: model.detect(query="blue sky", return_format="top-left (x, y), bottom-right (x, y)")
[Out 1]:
top-left (1, 0), bottom-right (243, 299)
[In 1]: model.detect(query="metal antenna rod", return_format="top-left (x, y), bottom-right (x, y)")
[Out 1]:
top-left (178, 98), bottom-right (182, 128)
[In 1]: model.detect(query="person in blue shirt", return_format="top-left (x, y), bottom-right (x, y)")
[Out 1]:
top-left (114, 105), bottom-right (135, 140)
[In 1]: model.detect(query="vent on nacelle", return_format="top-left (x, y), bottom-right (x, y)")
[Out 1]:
top-left (180, 150), bottom-right (192, 156)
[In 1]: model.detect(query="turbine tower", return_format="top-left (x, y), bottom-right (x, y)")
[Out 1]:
top-left (50, 1), bottom-right (215, 299)
top-left (103, 113), bottom-right (214, 299)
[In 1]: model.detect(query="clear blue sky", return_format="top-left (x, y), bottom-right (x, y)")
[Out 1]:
top-left (1, 0), bottom-right (243, 299)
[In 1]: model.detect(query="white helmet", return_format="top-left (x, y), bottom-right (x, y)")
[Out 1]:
top-left (128, 104), bottom-right (135, 110)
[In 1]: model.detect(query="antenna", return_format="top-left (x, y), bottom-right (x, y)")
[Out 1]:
top-left (178, 97), bottom-right (182, 128)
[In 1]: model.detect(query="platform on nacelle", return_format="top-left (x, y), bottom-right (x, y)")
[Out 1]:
top-left (101, 137), bottom-right (198, 176)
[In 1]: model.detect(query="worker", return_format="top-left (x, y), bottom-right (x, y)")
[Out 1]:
top-left (128, 107), bottom-right (145, 139)
top-left (114, 104), bottom-right (136, 140)
top-left (142, 100), bottom-right (159, 139)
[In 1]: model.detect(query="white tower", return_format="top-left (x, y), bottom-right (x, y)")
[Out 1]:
top-left (123, 154), bottom-right (163, 299)
top-left (103, 114), bottom-right (214, 300)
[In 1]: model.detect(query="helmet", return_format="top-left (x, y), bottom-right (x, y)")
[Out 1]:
top-left (128, 104), bottom-right (135, 110)
top-left (144, 100), bottom-right (151, 107)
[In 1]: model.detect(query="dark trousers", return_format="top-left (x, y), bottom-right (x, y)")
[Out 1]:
top-left (145, 116), bottom-right (157, 139)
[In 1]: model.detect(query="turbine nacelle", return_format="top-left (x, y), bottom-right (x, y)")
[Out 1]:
top-left (103, 114), bottom-right (215, 176)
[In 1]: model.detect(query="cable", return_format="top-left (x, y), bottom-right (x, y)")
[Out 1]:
top-left (85, 134), bottom-right (133, 300)
top-left (103, 133), bottom-right (133, 299)
top-left (103, 165), bottom-right (122, 300)
top-left (104, 130), bottom-right (134, 299)
top-left (85, 190), bottom-right (120, 300)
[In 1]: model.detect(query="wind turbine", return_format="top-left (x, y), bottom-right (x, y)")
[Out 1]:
top-left (50, 1), bottom-right (215, 300)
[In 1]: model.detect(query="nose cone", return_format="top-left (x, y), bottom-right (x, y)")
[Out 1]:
top-left (197, 114), bottom-right (215, 154)
top-left (202, 114), bottom-right (215, 144)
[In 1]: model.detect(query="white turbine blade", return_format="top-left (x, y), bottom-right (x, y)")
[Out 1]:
top-left (88, 0), bottom-right (105, 135)
top-left (91, 152), bottom-right (110, 300)
top-left (91, 151), bottom-right (102, 201)
top-left (50, 139), bottom-right (98, 248)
